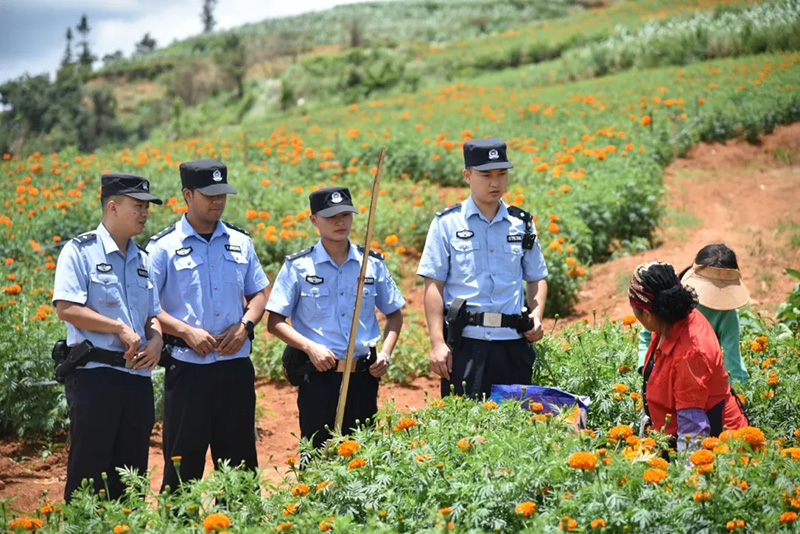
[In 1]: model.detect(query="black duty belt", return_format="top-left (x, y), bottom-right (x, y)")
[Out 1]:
top-left (88, 347), bottom-right (128, 368)
top-left (464, 311), bottom-right (525, 329)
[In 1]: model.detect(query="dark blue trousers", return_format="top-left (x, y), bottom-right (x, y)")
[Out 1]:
top-left (64, 368), bottom-right (154, 502)
top-left (298, 371), bottom-right (379, 449)
top-left (442, 337), bottom-right (536, 399)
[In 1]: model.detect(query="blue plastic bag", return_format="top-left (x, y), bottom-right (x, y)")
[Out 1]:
top-left (490, 384), bottom-right (592, 429)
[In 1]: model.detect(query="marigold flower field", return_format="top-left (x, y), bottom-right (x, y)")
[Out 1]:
top-left (2, 0), bottom-right (800, 530)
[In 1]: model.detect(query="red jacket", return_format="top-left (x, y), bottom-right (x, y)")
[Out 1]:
top-left (644, 309), bottom-right (747, 436)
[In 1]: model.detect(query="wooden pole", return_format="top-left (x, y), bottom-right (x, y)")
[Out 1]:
top-left (333, 147), bottom-right (385, 435)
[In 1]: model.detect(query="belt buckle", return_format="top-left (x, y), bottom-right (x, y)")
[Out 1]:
top-left (483, 312), bottom-right (502, 328)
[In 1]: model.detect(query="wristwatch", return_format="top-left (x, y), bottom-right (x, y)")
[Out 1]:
top-left (240, 319), bottom-right (255, 335)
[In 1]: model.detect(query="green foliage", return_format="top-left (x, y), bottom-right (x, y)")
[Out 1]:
top-left (776, 268), bottom-right (800, 332)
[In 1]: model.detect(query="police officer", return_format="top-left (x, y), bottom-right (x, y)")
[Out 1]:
top-left (53, 173), bottom-right (163, 502)
top-left (417, 137), bottom-right (549, 398)
top-left (267, 187), bottom-right (404, 449)
top-left (146, 159), bottom-right (269, 490)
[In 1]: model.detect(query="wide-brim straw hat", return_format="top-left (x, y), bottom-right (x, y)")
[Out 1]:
top-left (681, 263), bottom-right (750, 310)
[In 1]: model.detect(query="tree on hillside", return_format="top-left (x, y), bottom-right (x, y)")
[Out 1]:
top-left (201, 0), bottom-right (218, 33)
top-left (76, 15), bottom-right (96, 76)
top-left (102, 50), bottom-right (124, 67)
top-left (135, 33), bottom-right (157, 55)
top-left (62, 28), bottom-right (74, 67)
top-left (214, 33), bottom-right (247, 97)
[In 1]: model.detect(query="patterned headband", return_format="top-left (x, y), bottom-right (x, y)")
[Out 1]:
top-left (628, 261), bottom-right (667, 311)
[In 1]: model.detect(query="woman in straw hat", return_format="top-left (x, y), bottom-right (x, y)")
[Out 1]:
top-left (630, 261), bottom-right (748, 450)
top-left (636, 244), bottom-right (750, 383)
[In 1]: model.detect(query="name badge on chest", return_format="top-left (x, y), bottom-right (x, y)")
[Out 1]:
top-left (137, 268), bottom-right (149, 278)
top-left (507, 234), bottom-right (523, 243)
top-left (225, 244), bottom-right (242, 253)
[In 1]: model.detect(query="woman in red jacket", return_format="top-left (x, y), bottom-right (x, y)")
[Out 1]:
top-left (629, 261), bottom-right (747, 450)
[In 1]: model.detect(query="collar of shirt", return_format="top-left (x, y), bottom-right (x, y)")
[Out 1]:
top-left (95, 222), bottom-right (138, 262)
top-left (311, 239), bottom-right (359, 267)
top-left (652, 313), bottom-right (691, 356)
top-left (177, 214), bottom-right (229, 244)
top-left (463, 195), bottom-right (510, 225)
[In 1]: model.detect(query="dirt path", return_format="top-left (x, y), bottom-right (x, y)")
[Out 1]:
top-left (2, 124), bottom-right (798, 513)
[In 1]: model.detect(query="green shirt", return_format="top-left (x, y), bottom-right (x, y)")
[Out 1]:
top-left (636, 304), bottom-right (749, 384)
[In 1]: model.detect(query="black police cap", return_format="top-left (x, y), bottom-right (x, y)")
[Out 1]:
top-left (309, 187), bottom-right (358, 217)
top-left (101, 173), bottom-right (162, 204)
top-left (463, 137), bottom-right (514, 171)
top-left (179, 159), bottom-right (237, 196)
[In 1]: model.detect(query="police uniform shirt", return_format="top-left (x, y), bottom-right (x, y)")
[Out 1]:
top-left (417, 195), bottom-right (548, 341)
top-left (146, 215), bottom-right (269, 364)
top-left (52, 223), bottom-right (162, 377)
top-left (267, 240), bottom-right (405, 359)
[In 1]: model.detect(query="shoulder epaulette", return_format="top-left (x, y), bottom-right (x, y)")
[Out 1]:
top-left (150, 224), bottom-right (175, 242)
top-left (357, 245), bottom-right (384, 260)
top-left (507, 205), bottom-right (533, 228)
top-left (223, 221), bottom-right (250, 236)
top-left (137, 244), bottom-right (149, 255)
top-left (72, 233), bottom-right (97, 245)
top-left (435, 203), bottom-right (461, 217)
top-left (286, 246), bottom-right (313, 261)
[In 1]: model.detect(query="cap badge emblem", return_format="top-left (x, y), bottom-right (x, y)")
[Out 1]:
top-left (212, 170), bottom-right (223, 182)
top-left (488, 149), bottom-right (500, 160)
top-left (142, 182), bottom-right (149, 190)
top-left (331, 191), bottom-right (343, 204)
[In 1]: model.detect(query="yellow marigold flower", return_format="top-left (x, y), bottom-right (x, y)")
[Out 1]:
top-left (690, 449), bottom-right (715, 466)
top-left (483, 401), bottom-right (498, 410)
top-left (394, 417), bottom-right (417, 431)
top-left (590, 518), bottom-right (606, 528)
top-left (337, 440), bottom-right (360, 457)
top-left (348, 457), bottom-right (366, 470)
top-left (514, 501), bottom-right (536, 517)
top-left (291, 483), bottom-right (310, 497)
top-left (613, 383), bottom-right (629, 394)
top-left (567, 451), bottom-right (597, 471)
top-left (203, 513), bottom-right (231, 532)
top-left (457, 438), bottom-right (471, 453)
top-left (643, 468), bottom-right (668, 484)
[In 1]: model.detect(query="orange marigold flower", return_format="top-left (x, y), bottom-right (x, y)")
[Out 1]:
top-left (203, 512), bottom-right (231, 532)
top-left (780, 448), bottom-right (800, 460)
top-left (4, 284), bottom-right (22, 295)
top-left (113, 526), bottom-right (131, 534)
top-left (795, 427), bottom-right (800, 439)
top-left (590, 519), bottom-right (606, 528)
top-left (567, 451), bottom-right (597, 471)
top-left (697, 464), bottom-right (714, 474)
top-left (641, 115), bottom-right (652, 126)
top-left (560, 516), bottom-right (578, 531)
top-left (529, 402), bottom-right (544, 413)
top-left (702, 437), bottom-right (721, 450)
top-left (608, 424), bottom-right (633, 441)
top-left (693, 490), bottom-right (711, 502)
top-left (514, 501), bottom-right (536, 517)
top-left (780, 511), bottom-right (798, 523)
top-left (457, 438), bottom-right (471, 452)
top-left (612, 383), bottom-right (628, 394)
top-left (439, 507), bottom-right (453, 515)
top-left (648, 457), bottom-right (668, 470)
top-left (642, 468), bottom-right (668, 485)
top-left (483, 401), bottom-right (498, 410)
top-left (291, 483), bottom-right (310, 497)
top-left (690, 449), bottom-right (715, 466)
top-left (348, 457), bottom-right (366, 470)
top-left (621, 315), bottom-right (637, 326)
top-left (245, 210), bottom-right (257, 220)
top-left (384, 234), bottom-right (399, 246)
top-left (285, 456), bottom-right (297, 466)
top-left (316, 480), bottom-right (331, 492)
top-left (337, 440), bottom-right (360, 457)
top-left (283, 503), bottom-right (300, 516)
top-left (277, 522), bottom-right (293, 531)
top-left (394, 417), bottom-right (417, 431)
top-left (548, 222), bottom-right (560, 233)
top-left (738, 427), bottom-right (766, 449)
top-left (319, 516), bottom-right (335, 531)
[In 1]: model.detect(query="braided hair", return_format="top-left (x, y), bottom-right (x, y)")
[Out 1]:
top-left (629, 262), bottom-right (697, 323)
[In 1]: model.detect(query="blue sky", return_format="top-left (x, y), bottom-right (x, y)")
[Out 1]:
top-left (0, 0), bottom-right (366, 84)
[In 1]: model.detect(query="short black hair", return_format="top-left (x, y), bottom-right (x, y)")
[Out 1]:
top-left (679, 243), bottom-right (739, 278)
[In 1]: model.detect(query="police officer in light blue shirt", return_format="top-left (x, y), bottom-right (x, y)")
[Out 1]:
top-left (146, 159), bottom-right (269, 490)
top-left (267, 186), bottom-right (404, 449)
top-left (418, 137), bottom-right (549, 398)
top-left (53, 173), bottom-right (163, 502)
